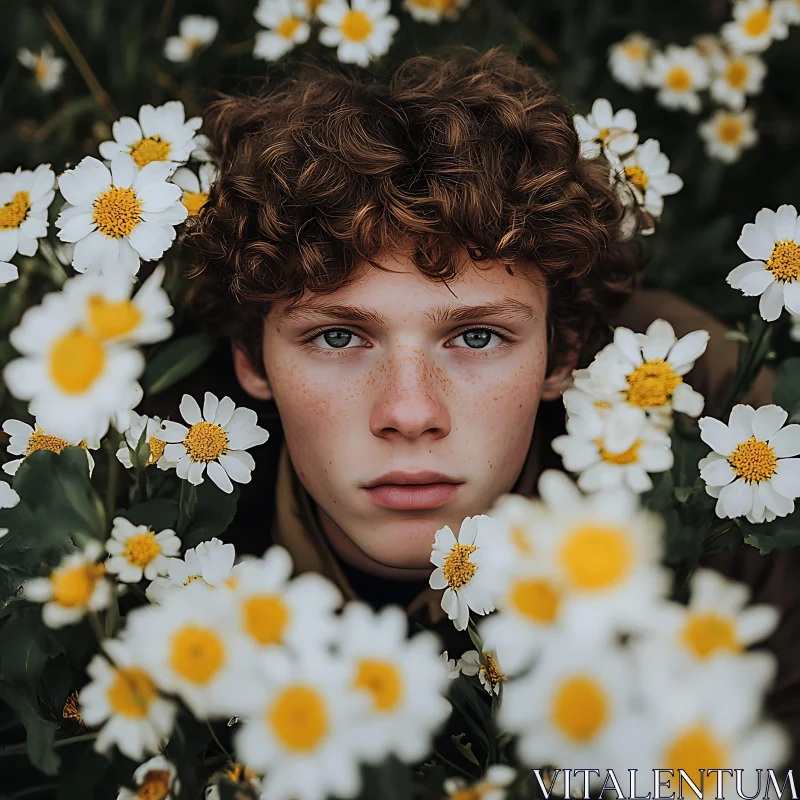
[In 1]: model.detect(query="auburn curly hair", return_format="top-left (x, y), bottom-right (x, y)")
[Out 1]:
top-left (185, 45), bottom-right (642, 375)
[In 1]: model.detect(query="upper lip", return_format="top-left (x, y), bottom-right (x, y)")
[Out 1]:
top-left (362, 471), bottom-right (464, 488)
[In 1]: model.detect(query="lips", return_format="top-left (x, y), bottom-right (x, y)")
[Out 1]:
top-left (362, 472), bottom-right (463, 511)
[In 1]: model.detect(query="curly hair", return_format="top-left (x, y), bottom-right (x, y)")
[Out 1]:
top-left (185, 46), bottom-right (642, 374)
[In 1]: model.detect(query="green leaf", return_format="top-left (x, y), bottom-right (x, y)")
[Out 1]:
top-left (450, 733), bottom-right (481, 767)
top-left (359, 756), bottom-right (413, 800)
top-left (0, 608), bottom-right (49, 691)
top-left (181, 482), bottom-right (240, 549)
top-left (122, 499), bottom-right (180, 531)
top-left (0, 683), bottom-right (60, 776)
top-left (142, 333), bottom-right (217, 395)
top-left (742, 510), bottom-right (800, 554)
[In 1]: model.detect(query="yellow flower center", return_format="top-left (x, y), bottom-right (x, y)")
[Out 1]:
top-left (551, 675), bottom-right (608, 743)
top-left (663, 724), bottom-right (729, 792)
top-left (665, 65), bottom-right (692, 92)
top-left (766, 240), bottom-right (800, 283)
top-left (725, 59), bottom-right (749, 89)
top-left (34, 58), bottom-right (50, 84)
top-left (625, 359), bottom-right (682, 408)
top-left (25, 426), bottom-right (72, 456)
top-left (718, 118), bottom-right (745, 145)
top-left (225, 763), bottom-right (259, 784)
top-left (50, 562), bottom-right (105, 608)
top-left (680, 612), bottom-right (741, 661)
top-left (93, 186), bottom-right (142, 238)
top-left (136, 770), bottom-right (171, 800)
top-left (122, 531), bottom-right (162, 569)
top-left (560, 524), bottom-right (632, 591)
top-left (278, 16), bottom-right (302, 38)
top-left (106, 666), bottom-right (158, 718)
top-left (242, 594), bottom-right (290, 645)
top-left (624, 164), bottom-right (649, 192)
top-left (622, 41), bottom-right (646, 61)
top-left (183, 574), bottom-right (202, 586)
top-left (597, 438), bottom-right (642, 465)
top-left (442, 543), bottom-right (477, 589)
top-left (48, 329), bottom-right (105, 394)
top-left (181, 190), bottom-right (208, 217)
top-left (511, 525), bottom-right (534, 555)
top-left (148, 435), bottom-right (166, 465)
top-left (596, 127), bottom-right (611, 142)
top-left (183, 421), bottom-right (228, 462)
top-left (728, 436), bottom-right (777, 483)
top-left (169, 625), bottom-right (225, 685)
top-left (185, 37), bottom-right (203, 54)
top-left (86, 295), bottom-right (143, 340)
top-left (743, 7), bottom-right (771, 37)
top-left (354, 659), bottom-right (403, 712)
top-left (129, 135), bottom-right (172, 169)
top-left (269, 685), bottom-right (328, 752)
top-left (480, 653), bottom-right (505, 689)
top-left (341, 10), bottom-right (372, 41)
top-left (0, 190), bottom-right (31, 230)
top-left (450, 791), bottom-right (480, 800)
top-left (509, 577), bottom-right (560, 624)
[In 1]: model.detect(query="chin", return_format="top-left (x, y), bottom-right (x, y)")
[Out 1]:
top-left (356, 516), bottom-right (452, 571)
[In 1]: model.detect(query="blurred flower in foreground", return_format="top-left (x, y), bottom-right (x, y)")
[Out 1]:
top-left (722, 0), bottom-right (789, 53)
top-left (775, 0), bottom-right (800, 24)
top-left (573, 98), bottom-right (638, 160)
top-left (699, 108), bottom-right (759, 163)
top-left (403, 0), bottom-right (469, 24)
top-left (317, 0), bottom-right (399, 67)
top-left (254, 0), bottom-right (311, 60)
top-left (647, 45), bottom-right (710, 114)
top-left (17, 44), bottom-right (66, 92)
top-left (0, 163), bottom-right (55, 262)
top-left (710, 52), bottom-right (766, 110)
top-left (105, 517), bottom-right (181, 584)
top-left (164, 15), bottom-right (219, 62)
top-left (2, 418), bottom-right (98, 476)
top-left (443, 765), bottom-right (517, 800)
top-left (116, 412), bottom-right (175, 470)
top-left (0, 262), bottom-right (18, 286)
top-left (608, 33), bottom-right (654, 90)
top-left (117, 756), bottom-right (180, 800)
top-left (693, 33), bottom-right (727, 62)
top-left (699, 404), bottom-right (800, 522)
top-left (171, 163), bottom-right (218, 218)
top-left (726, 204), bottom-right (800, 320)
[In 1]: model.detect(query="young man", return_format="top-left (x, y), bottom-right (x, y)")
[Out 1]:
top-left (183, 47), bottom-right (800, 763)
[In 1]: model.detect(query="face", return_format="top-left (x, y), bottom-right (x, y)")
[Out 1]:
top-left (234, 248), bottom-right (574, 578)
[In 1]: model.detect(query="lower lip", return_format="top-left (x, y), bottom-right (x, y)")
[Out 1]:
top-left (363, 483), bottom-right (462, 510)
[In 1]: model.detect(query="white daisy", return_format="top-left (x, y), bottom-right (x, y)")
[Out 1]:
top-left (17, 44), bottom-right (66, 92)
top-left (145, 537), bottom-right (236, 603)
top-left (171, 163), bottom-right (217, 218)
top-left (722, 0), bottom-right (789, 53)
top-left (429, 514), bottom-right (498, 631)
top-left (253, 0), bottom-right (312, 61)
top-left (105, 517), bottom-right (181, 584)
top-left (402, 0), bottom-right (469, 24)
top-left (155, 392), bottom-right (270, 494)
top-left (699, 404), bottom-right (800, 522)
top-left (2, 418), bottom-right (98, 476)
top-left (190, 133), bottom-right (213, 163)
top-left (726, 204), bottom-right (800, 321)
top-left (573, 319), bottom-right (709, 426)
top-left (455, 648), bottom-right (506, 696)
top-left (710, 52), bottom-right (766, 110)
top-left (699, 108), bottom-right (759, 164)
top-left (117, 756), bottom-right (180, 800)
top-left (23, 540), bottom-right (111, 628)
top-left (116, 411), bottom-right (175, 470)
top-left (79, 638), bottom-right (177, 761)
top-left (608, 33), bottom-right (654, 91)
top-left (164, 15), bottom-right (219, 62)
top-left (0, 163), bottom-right (55, 262)
top-left (113, 381), bottom-right (144, 436)
top-left (0, 262), bottom-right (18, 286)
top-left (56, 153), bottom-right (187, 278)
top-left (440, 650), bottom-right (460, 680)
top-left (648, 45), bottom-right (710, 114)
top-left (574, 98), bottom-right (638, 161)
top-left (233, 648), bottom-right (373, 800)
top-left (775, 0), bottom-right (800, 24)
top-left (443, 765), bottom-right (517, 800)
top-left (98, 100), bottom-right (203, 171)
top-left (317, 0), bottom-right (400, 67)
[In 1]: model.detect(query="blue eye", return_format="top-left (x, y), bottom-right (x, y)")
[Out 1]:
top-left (315, 329), bottom-right (361, 349)
top-left (453, 329), bottom-right (501, 349)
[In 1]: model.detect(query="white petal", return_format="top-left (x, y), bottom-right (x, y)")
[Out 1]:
top-left (217, 453), bottom-right (251, 484)
top-left (180, 394), bottom-right (203, 425)
top-left (701, 456), bottom-right (736, 487)
top-left (719, 479), bottom-right (753, 518)
top-left (770, 426), bottom-right (800, 458)
top-left (672, 383), bottom-right (705, 417)
top-left (666, 330), bottom-right (709, 370)
top-left (751, 405), bottom-right (788, 442)
top-left (782, 281), bottom-right (800, 316)
top-left (759, 281), bottom-right (785, 321)
top-left (738, 222), bottom-right (775, 261)
top-left (613, 327), bottom-right (643, 365)
top-left (58, 158), bottom-right (110, 206)
top-left (203, 392), bottom-right (219, 422)
top-left (187, 460), bottom-right (206, 485)
top-left (699, 417), bottom-right (739, 456)
top-left (207, 460), bottom-right (234, 493)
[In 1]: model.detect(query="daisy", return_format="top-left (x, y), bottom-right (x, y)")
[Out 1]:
top-left (573, 319), bottom-right (709, 426)
top-left (23, 540), bottom-right (111, 628)
top-left (105, 517), bottom-right (181, 584)
top-left (443, 765), bottom-right (517, 800)
top-left (573, 98), bottom-right (638, 161)
top-left (114, 381), bottom-right (144, 436)
top-left (775, 0), bottom-right (800, 24)
top-left (699, 404), bottom-right (800, 522)
top-left (722, 0), bottom-right (789, 53)
top-left (117, 756), bottom-right (180, 800)
top-left (710, 52), bottom-right (766, 110)
top-left (55, 154), bottom-right (187, 278)
top-left (429, 514), bottom-right (498, 631)
top-left (145, 537), bottom-right (236, 603)
top-left (726, 204), bottom-right (800, 321)
top-left (116, 412), bottom-right (175, 470)
top-left (98, 100), bottom-right (202, 171)
top-left (608, 33), bottom-right (654, 91)
top-left (233, 648), bottom-right (373, 800)
top-left (17, 44), bottom-right (66, 92)
top-left (79, 638), bottom-right (177, 761)
top-left (164, 15), bottom-right (219, 62)
top-left (648, 45), bottom-right (710, 114)
top-left (0, 262), bottom-right (18, 286)
top-left (440, 650), bottom-right (460, 680)
top-left (171, 163), bottom-right (217, 218)
top-left (456, 649), bottom-right (506, 696)
top-left (699, 108), bottom-right (759, 164)
top-left (553, 400), bottom-right (673, 494)
top-left (2, 418), bottom-right (98, 476)
top-left (253, 0), bottom-right (312, 61)
top-left (403, 0), bottom-right (470, 24)
top-left (317, 0), bottom-right (400, 67)
top-left (155, 392), bottom-right (270, 494)
top-left (190, 134), bottom-right (213, 163)
top-left (0, 163), bottom-right (55, 262)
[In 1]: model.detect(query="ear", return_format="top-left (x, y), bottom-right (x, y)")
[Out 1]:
top-left (540, 340), bottom-right (580, 402)
top-left (232, 343), bottom-right (273, 401)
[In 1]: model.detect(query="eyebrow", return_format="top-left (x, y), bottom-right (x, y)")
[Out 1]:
top-left (278, 298), bottom-right (538, 327)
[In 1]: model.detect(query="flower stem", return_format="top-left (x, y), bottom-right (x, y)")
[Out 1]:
top-left (0, 732), bottom-right (97, 757)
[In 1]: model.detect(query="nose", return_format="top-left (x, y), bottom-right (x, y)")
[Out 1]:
top-left (369, 344), bottom-right (451, 442)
